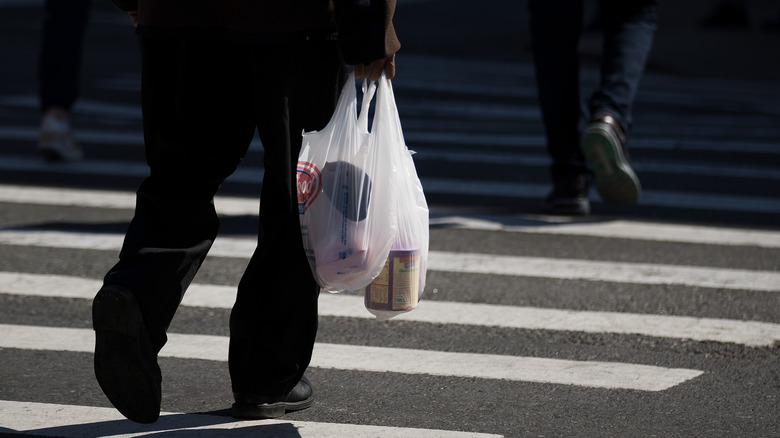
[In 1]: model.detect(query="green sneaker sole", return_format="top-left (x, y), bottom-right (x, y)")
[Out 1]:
top-left (581, 123), bottom-right (641, 204)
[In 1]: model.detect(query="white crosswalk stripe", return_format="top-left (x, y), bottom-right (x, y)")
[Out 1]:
top-left (1, 229), bottom-right (778, 292)
top-left (0, 400), bottom-right (501, 438)
top-left (4, 271), bottom-right (780, 346)
top-left (3, 183), bottom-right (780, 247)
top-left (2, 154), bottom-right (778, 213)
top-left (0, 324), bottom-right (703, 392)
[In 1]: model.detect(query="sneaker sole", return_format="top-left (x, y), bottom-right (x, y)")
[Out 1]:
top-left (38, 132), bottom-right (84, 161)
top-left (93, 288), bottom-right (161, 424)
top-left (581, 123), bottom-right (641, 204)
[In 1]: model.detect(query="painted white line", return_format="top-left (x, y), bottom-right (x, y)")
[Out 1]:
top-left (0, 125), bottom-right (143, 145)
top-left (426, 251), bottom-right (780, 292)
top-left (394, 55), bottom-right (780, 117)
top-left (312, 343), bottom-right (701, 392)
top-left (0, 155), bottom-right (265, 186)
top-left (389, 299), bottom-right (780, 347)
top-left (0, 0), bottom-right (44, 7)
top-left (0, 400), bottom-right (500, 438)
top-left (0, 230), bottom-right (777, 292)
top-left (0, 229), bottom-right (126, 251)
top-left (2, 152), bottom-right (780, 212)
top-left (7, 107), bottom-right (780, 154)
top-left (403, 129), bottom-right (780, 155)
top-left (420, 177), bottom-right (780, 214)
top-left (0, 184), bottom-right (260, 216)
top-left (398, 99), bottom-right (541, 120)
top-left (396, 53), bottom-right (780, 96)
top-left (4, 272), bottom-right (779, 347)
top-left (3, 183), bottom-right (780, 247)
top-left (8, 112), bottom-right (780, 157)
top-left (429, 216), bottom-right (780, 248)
top-left (411, 149), bottom-right (780, 180)
top-left (0, 323), bottom-right (703, 391)
top-left (0, 96), bottom-right (142, 120)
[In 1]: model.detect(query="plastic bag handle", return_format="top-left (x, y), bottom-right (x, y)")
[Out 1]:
top-left (357, 79), bottom-right (377, 134)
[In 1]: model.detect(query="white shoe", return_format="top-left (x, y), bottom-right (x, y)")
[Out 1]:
top-left (38, 115), bottom-right (84, 162)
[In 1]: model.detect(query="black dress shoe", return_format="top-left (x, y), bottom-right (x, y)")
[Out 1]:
top-left (544, 191), bottom-right (590, 216)
top-left (232, 375), bottom-right (314, 419)
top-left (93, 286), bottom-right (162, 424)
top-left (544, 174), bottom-right (591, 216)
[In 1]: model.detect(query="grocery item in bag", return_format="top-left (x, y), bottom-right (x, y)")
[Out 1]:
top-left (306, 160), bottom-right (373, 284)
top-left (364, 249), bottom-right (421, 316)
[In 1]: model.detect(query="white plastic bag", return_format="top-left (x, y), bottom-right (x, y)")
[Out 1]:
top-left (363, 74), bottom-right (430, 320)
top-left (297, 72), bottom-right (396, 292)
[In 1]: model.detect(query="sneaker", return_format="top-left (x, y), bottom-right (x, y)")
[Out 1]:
top-left (544, 174), bottom-right (591, 216)
top-left (232, 375), bottom-right (315, 419)
top-left (38, 115), bottom-right (84, 162)
top-left (93, 286), bottom-right (162, 424)
top-left (580, 113), bottom-right (641, 204)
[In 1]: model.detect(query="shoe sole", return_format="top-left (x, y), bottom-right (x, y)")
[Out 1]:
top-left (581, 123), bottom-right (641, 204)
top-left (232, 395), bottom-right (314, 419)
top-left (93, 288), bottom-right (161, 424)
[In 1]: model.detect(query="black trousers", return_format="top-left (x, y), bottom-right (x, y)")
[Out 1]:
top-left (38, 0), bottom-right (91, 111)
top-left (103, 35), bottom-right (348, 397)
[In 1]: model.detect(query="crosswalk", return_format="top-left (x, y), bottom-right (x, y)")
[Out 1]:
top-left (2, 178), bottom-right (779, 435)
top-left (1, 40), bottom-right (780, 437)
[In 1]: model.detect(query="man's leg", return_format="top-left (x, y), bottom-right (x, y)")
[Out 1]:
top-left (528, 0), bottom-right (591, 215)
top-left (229, 38), bottom-right (347, 418)
top-left (37, 0), bottom-right (91, 161)
top-left (580, 0), bottom-right (657, 203)
top-left (38, 0), bottom-right (90, 113)
top-left (591, 0), bottom-right (657, 134)
top-left (94, 37), bottom-right (257, 423)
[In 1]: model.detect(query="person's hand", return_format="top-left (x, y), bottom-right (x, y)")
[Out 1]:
top-left (355, 54), bottom-right (396, 81)
top-left (128, 10), bottom-right (139, 27)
